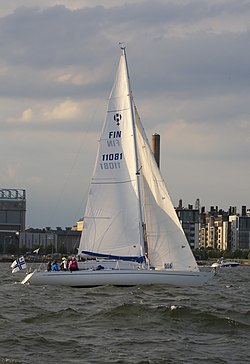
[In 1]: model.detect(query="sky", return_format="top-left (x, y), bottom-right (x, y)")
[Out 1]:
top-left (1, 0), bottom-right (250, 229)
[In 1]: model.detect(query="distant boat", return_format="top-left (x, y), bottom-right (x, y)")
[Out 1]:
top-left (22, 45), bottom-right (213, 287)
top-left (211, 259), bottom-right (240, 268)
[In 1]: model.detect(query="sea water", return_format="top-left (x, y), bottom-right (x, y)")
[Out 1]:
top-left (0, 263), bottom-right (249, 364)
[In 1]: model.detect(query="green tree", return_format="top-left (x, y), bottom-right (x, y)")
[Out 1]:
top-left (20, 245), bottom-right (27, 254)
top-left (6, 242), bottom-right (18, 255)
top-left (58, 243), bottom-right (67, 255)
top-left (44, 243), bottom-right (53, 255)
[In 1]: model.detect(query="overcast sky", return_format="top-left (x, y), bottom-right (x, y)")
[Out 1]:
top-left (1, 0), bottom-right (250, 229)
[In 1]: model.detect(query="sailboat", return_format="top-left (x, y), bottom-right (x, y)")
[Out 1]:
top-left (22, 46), bottom-right (213, 287)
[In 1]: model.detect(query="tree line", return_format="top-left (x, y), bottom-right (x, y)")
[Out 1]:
top-left (193, 248), bottom-right (250, 260)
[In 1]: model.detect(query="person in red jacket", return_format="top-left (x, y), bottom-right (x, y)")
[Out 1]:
top-left (68, 257), bottom-right (79, 271)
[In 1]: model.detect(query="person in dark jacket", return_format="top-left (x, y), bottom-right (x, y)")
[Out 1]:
top-left (47, 260), bottom-right (52, 271)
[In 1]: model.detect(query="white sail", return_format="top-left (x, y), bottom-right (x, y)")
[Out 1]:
top-left (135, 108), bottom-right (199, 271)
top-left (78, 52), bottom-right (144, 262)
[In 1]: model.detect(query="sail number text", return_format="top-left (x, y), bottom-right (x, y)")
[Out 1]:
top-left (100, 153), bottom-right (123, 170)
top-left (102, 153), bottom-right (123, 161)
top-left (100, 131), bottom-right (123, 169)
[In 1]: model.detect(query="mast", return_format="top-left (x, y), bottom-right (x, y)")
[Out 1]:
top-left (120, 44), bottom-right (146, 259)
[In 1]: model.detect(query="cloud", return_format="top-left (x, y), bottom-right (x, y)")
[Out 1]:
top-left (43, 99), bottom-right (80, 120)
top-left (0, 0), bottom-right (250, 228)
top-left (6, 107), bottom-right (33, 123)
top-left (20, 108), bottom-right (33, 122)
top-left (7, 164), bottom-right (17, 179)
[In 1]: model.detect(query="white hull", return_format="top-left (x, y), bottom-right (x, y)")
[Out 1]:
top-left (21, 269), bottom-right (213, 287)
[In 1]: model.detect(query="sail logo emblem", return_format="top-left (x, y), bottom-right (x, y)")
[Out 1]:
top-left (114, 113), bottom-right (122, 126)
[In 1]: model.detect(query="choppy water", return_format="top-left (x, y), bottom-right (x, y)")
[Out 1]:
top-left (0, 263), bottom-right (249, 364)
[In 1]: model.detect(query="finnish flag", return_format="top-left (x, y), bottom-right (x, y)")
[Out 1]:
top-left (11, 256), bottom-right (27, 273)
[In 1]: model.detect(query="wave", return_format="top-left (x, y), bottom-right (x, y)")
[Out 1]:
top-left (0, 358), bottom-right (23, 364)
top-left (93, 300), bottom-right (247, 321)
top-left (22, 307), bottom-right (79, 324)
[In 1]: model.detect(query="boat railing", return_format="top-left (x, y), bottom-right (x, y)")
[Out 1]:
top-left (27, 262), bottom-right (47, 273)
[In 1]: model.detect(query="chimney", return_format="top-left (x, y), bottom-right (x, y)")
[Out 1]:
top-left (152, 133), bottom-right (160, 168)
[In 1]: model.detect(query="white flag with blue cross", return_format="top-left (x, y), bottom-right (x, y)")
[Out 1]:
top-left (11, 256), bottom-right (27, 273)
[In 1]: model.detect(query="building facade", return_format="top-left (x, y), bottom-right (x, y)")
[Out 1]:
top-left (0, 188), bottom-right (26, 253)
top-left (19, 227), bottom-right (81, 255)
top-left (175, 202), bottom-right (199, 249)
top-left (229, 213), bottom-right (250, 251)
top-left (199, 208), bottom-right (229, 250)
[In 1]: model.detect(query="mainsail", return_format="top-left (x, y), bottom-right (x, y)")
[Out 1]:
top-left (79, 49), bottom-right (144, 262)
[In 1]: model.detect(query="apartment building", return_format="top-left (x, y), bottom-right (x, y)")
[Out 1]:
top-left (175, 201), bottom-right (199, 249)
top-left (199, 207), bottom-right (229, 250)
top-left (229, 209), bottom-right (250, 250)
